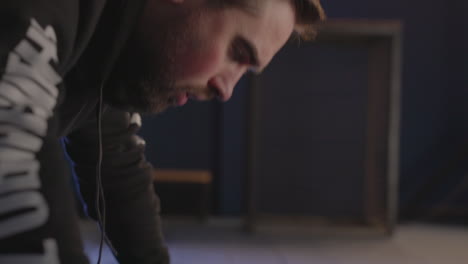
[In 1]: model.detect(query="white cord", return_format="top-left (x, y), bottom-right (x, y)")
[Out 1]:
top-left (96, 83), bottom-right (106, 264)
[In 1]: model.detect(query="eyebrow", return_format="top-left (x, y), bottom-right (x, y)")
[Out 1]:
top-left (231, 0), bottom-right (261, 17)
top-left (237, 36), bottom-right (263, 73)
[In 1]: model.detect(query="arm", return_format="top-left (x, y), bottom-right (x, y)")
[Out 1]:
top-left (0, 1), bottom-right (89, 263)
top-left (65, 106), bottom-right (170, 264)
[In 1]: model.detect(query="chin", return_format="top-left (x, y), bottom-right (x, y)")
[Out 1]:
top-left (104, 95), bottom-right (167, 114)
top-left (104, 82), bottom-right (174, 114)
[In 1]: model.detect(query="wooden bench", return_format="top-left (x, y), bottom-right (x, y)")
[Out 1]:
top-left (152, 169), bottom-right (212, 220)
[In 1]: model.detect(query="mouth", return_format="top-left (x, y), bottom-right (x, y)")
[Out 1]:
top-left (187, 93), bottom-right (204, 101)
top-left (169, 92), bottom-right (188, 107)
top-left (168, 86), bottom-right (219, 106)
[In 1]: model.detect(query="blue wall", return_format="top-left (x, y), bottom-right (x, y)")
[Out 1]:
top-left (322, 0), bottom-right (467, 215)
top-left (141, 0), bottom-right (467, 217)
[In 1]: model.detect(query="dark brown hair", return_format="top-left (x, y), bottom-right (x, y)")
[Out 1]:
top-left (212, 0), bottom-right (326, 40)
top-left (293, 0), bottom-right (326, 40)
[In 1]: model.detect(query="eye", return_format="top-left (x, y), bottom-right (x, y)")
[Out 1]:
top-left (229, 39), bottom-right (252, 65)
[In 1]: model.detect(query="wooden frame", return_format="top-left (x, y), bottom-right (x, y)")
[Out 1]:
top-left (153, 169), bottom-right (212, 220)
top-left (245, 19), bottom-right (403, 234)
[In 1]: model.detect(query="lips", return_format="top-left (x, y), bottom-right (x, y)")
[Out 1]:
top-left (172, 87), bottom-right (217, 107)
top-left (175, 92), bottom-right (188, 106)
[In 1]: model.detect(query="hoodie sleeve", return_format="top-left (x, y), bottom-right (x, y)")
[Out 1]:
top-left (64, 106), bottom-right (170, 264)
top-left (0, 1), bottom-right (90, 264)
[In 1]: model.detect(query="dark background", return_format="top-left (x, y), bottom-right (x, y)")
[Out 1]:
top-left (139, 0), bottom-right (468, 220)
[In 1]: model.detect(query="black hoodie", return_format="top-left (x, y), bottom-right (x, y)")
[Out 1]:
top-left (0, 0), bottom-right (169, 263)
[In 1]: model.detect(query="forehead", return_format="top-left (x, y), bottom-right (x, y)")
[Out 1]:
top-left (230, 0), bottom-right (296, 67)
top-left (233, 0), bottom-right (293, 16)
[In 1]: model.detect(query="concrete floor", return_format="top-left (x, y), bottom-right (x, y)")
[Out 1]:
top-left (81, 218), bottom-right (468, 264)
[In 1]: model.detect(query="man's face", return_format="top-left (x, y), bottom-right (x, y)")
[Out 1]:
top-left (106, 0), bottom-right (296, 113)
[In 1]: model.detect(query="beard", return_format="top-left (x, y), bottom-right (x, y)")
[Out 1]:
top-left (104, 8), bottom-right (218, 114)
top-left (104, 19), bottom-right (182, 114)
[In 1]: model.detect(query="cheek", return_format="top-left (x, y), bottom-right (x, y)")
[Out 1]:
top-left (175, 45), bottom-right (225, 81)
top-left (171, 10), bottom-right (232, 83)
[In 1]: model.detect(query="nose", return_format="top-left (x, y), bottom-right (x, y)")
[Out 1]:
top-left (208, 67), bottom-right (246, 102)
